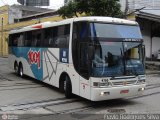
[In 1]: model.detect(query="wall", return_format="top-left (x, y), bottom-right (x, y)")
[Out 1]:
top-left (137, 17), bottom-right (160, 59)
top-left (152, 37), bottom-right (160, 58)
top-left (0, 5), bottom-right (9, 57)
top-left (119, 0), bottom-right (126, 12)
top-left (140, 20), bottom-right (151, 59)
top-left (8, 6), bottom-right (22, 24)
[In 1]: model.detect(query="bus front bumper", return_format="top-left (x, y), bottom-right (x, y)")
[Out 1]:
top-left (91, 84), bottom-right (146, 101)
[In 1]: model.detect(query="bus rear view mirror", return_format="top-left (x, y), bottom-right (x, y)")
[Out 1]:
top-left (142, 45), bottom-right (146, 66)
top-left (142, 45), bottom-right (145, 61)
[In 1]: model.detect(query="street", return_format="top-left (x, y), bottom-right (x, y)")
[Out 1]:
top-left (0, 57), bottom-right (160, 120)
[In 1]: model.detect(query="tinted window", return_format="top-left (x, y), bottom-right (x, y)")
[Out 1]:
top-left (31, 30), bottom-right (42, 47)
top-left (43, 24), bottom-right (70, 48)
top-left (18, 34), bottom-right (24, 46)
top-left (73, 22), bottom-right (88, 39)
top-left (9, 35), bottom-right (12, 46)
top-left (72, 22), bottom-right (90, 79)
top-left (24, 31), bottom-right (32, 46)
top-left (44, 27), bottom-right (54, 47)
top-left (9, 24), bottom-right (70, 48)
top-left (9, 33), bottom-right (24, 47)
top-left (90, 23), bottom-right (142, 39)
top-left (54, 24), bottom-right (70, 48)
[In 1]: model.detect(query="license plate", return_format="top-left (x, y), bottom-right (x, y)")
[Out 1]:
top-left (120, 90), bottom-right (129, 94)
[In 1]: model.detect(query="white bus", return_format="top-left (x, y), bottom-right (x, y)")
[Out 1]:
top-left (8, 17), bottom-right (146, 101)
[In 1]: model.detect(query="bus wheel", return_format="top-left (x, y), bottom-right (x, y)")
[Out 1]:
top-left (64, 76), bottom-right (72, 98)
top-left (14, 62), bottom-right (18, 75)
top-left (18, 64), bottom-right (24, 77)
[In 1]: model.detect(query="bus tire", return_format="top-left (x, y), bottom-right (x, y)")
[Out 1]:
top-left (18, 63), bottom-right (24, 77)
top-left (14, 62), bottom-right (18, 75)
top-left (64, 76), bottom-right (72, 98)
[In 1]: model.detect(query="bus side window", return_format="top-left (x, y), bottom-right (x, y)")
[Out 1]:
top-left (25, 32), bottom-right (32, 47)
top-left (12, 34), bottom-right (20, 47)
top-left (9, 35), bottom-right (12, 46)
top-left (44, 28), bottom-right (53, 47)
top-left (52, 26), bottom-right (58, 47)
top-left (36, 33), bottom-right (41, 47)
top-left (17, 34), bottom-right (24, 47)
top-left (13, 38), bottom-right (18, 46)
top-left (32, 32), bottom-right (41, 47)
top-left (55, 24), bottom-right (70, 48)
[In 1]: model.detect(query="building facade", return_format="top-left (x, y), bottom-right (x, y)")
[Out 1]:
top-left (17, 0), bottom-right (49, 6)
top-left (0, 5), bottom-right (9, 56)
top-left (136, 10), bottom-right (160, 60)
top-left (64, 0), bottom-right (74, 5)
top-left (120, 0), bottom-right (160, 12)
top-left (0, 5), bottom-right (60, 57)
top-left (128, 0), bottom-right (160, 10)
top-left (8, 5), bottom-right (53, 24)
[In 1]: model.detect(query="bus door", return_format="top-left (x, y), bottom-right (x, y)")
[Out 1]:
top-left (79, 42), bottom-right (91, 99)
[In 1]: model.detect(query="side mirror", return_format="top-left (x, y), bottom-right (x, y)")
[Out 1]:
top-left (142, 45), bottom-right (146, 67)
top-left (88, 45), bottom-right (95, 60)
top-left (142, 45), bottom-right (145, 60)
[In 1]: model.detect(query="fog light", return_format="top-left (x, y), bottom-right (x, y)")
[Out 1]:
top-left (138, 88), bottom-right (145, 91)
top-left (100, 92), bottom-right (110, 96)
top-left (100, 92), bottom-right (104, 96)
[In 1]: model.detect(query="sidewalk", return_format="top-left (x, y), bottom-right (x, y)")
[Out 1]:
top-left (145, 61), bottom-right (160, 74)
top-left (146, 69), bottom-right (160, 75)
top-left (146, 61), bottom-right (160, 66)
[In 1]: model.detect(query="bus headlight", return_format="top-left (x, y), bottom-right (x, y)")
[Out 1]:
top-left (93, 82), bottom-right (109, 88)
top-left (99, 82), bottom-right (109, 87)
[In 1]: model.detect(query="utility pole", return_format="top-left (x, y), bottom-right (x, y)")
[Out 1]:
top-left (1, 18), bottom-right (3, 56)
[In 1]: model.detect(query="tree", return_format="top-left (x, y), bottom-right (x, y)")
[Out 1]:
top-left (58, 0), bottom-right (123, 18)
top-left (58, 1), bottom-right (78, 19)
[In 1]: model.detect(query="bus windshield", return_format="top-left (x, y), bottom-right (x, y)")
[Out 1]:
top-left (72, 22), bottom-right (145, 78)
top-left (91, 41), bottom-right (144, 77)
top-left (89, 23), bottom-right (144, 77)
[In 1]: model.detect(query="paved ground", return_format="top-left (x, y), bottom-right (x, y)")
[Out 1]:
top-left (0, 57), bottom-right (160, 120)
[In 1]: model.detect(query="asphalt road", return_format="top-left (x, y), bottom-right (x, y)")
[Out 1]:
top-left (0, 57), bottom-right (160, 120)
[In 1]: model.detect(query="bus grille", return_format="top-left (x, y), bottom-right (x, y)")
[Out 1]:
top-left (112, 80), bottom-right (137, 86)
